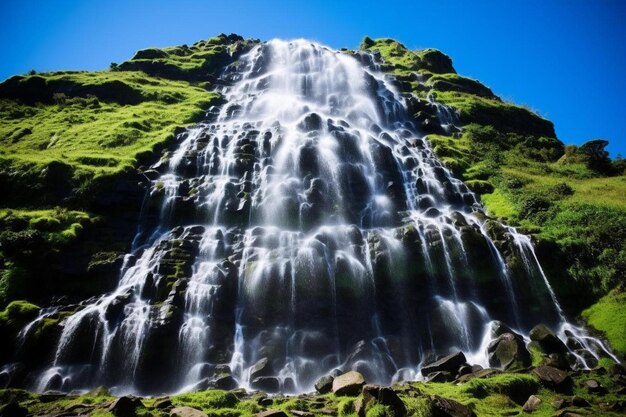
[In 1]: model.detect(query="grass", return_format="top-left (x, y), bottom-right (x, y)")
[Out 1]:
top-left (432, 90), bottom-right (555, 137)
top-left (120, 34), bottom-right (257, 81)
top-left (0, 71), bottom-right (218, 175)
top-left (582, 290), bottom-right (626, 355)
top-left (0, 208), bottom-right (94, 243)
top-left (359, 38), bottom-right (454, 75)
top-left (2, 367), bottom-right (626, 417)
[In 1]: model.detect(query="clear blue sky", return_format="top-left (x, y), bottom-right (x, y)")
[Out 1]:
top-left (1, 0), bottom-right (625, 156)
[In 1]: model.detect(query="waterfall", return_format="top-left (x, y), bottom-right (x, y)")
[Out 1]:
top-left (3, 39), bottom-right (617, 395)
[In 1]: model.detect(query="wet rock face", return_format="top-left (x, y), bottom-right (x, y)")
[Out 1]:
top-left (487, 332), bottom-right (531, 370)
top-left (6, 38), bottom-right (588, 396)
top-left (530, 324), bottom-right (568, 355)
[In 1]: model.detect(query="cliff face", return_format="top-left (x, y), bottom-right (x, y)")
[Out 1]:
top-left (0, 35), bottom-right (624, 397)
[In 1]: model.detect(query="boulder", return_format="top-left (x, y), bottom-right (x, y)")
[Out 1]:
top-left (529, 325), bottom-right (567, 354)
top-left (554, 412), bottom-right (584, 417)
top-left (254, 410), bottom-right (288, 417)
top-left (522, 395), bottom-right (542, 412)
top-left (109, 396), bottom-right (143, 417)
top-left (487, 333), bottom-right (531, 370)
top-left (257, 396), bottom-right (273, 407)
top-left (456, 368), bottom-right (502, 383)
top-left (427, 371), bottom-right (454, 382)
top-left (421, 352), bottom-right (466, 376)
top-left (315, 375), bottom-right (334, 394)
top-left (251, 376), bottom-right (280, 393)
top-left (154, 398), bottom-right (172, 409)
top-left (332, 371), bottom-right (366, 396)
top-left (291, 411), bottom-right (314, 417)
top-left (583, 379), bottom-right (607, 395)
top-left (429, 395), bottom-right (476, 417)
top-left (360, 384), bottom-right (407, 417)
top-left (532, 366), bottom-right (572, 393)
top-left (214, 375), bottom-right (238, 390)
top-left (171, 407), bottom-right (209, 417)
top-left (545, 353), bottom-right (569, 370)
top-left (249, 357), bottom-right (272, 380)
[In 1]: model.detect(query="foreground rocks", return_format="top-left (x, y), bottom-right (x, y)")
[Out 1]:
top-left (332, 371), bottom-right (365, 396)
top-left (171, 406), bottom-right (209, 417)
top-left (1, 361), bottom-right (625, 417)
top-left (533, 365), bottom-right (573, 393)
top-left (430, 395), bottom-right (476, 417)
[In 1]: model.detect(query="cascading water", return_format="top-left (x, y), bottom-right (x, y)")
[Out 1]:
top-left (2, 39), bottom-right (618, 395)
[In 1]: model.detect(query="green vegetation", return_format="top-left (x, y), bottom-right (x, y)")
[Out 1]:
top-left (0, 71), bottom-right (218, 175)
top-left (359, 37), bottom-right (626, 324)
top-left (0, 208), bottom-right (97, 306)
top-left (120, 34), bottom-right (257, 81)
top-left (582, 290), bottom-right (626, 355)
top-left (5, 367), bottom-right (626, 417)
top-left (0, 35), bottom-right (240, 311)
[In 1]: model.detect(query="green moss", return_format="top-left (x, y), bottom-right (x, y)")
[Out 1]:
top-left (0, 71), bottom-right (219, 177)
top-left (359, 38), bottom-right (454, 75)
top-left (426, 73), bottom-right (495, 98)
top-left (462, 374), bottom-right (538, 403)
top-left (365, 403), bottom-right (388, 417)
top-left (481, 189), bottom-right (517, 220)
top-left (582, 290), bottom-right (626, 355)
top-left (120, 34), bottom-right (257, 82)
top-left (432, 90), bottom-right (555, 137)
top-left (0, 299), bottom-right (40, 323)
top-left (172, 390), bottom-right (241, 413)
top-left (337, 397), bottom-right (356, 417)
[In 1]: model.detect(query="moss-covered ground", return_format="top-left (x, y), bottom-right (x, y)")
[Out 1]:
top-left (1, 368), bottom-right (625, 416)
top-left (582, 290), bottom-right (626, 356)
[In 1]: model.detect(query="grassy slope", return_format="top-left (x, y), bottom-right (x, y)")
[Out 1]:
top-left (0, 35), bottom-right (248, 307)
top-left (361, 38), bottom-right (626, 345)
top-left (0, 71), bottom-right (217, 175)
top-left (582, 290), bottom-right (626, 355)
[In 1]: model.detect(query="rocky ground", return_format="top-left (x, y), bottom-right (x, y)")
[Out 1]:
top-left (1, 336), bottom-right (625, 417)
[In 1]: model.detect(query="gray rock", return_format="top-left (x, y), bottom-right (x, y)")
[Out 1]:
top-left (214, 374), bottom-right (238, 390)
top-left (429, 395), bottom-right (476, 417)
top-left (254, 410), bottom-right (288, 417)
top-left (529, 325), bottom-right (567, 354)
top-left (315, 375), bottom-right (334, 394)
top-left (291, 411), bottom-right (315, 417)
top-left (427, 371), bottom-right (453, 382)
top-left (249, 357), bottom-right (272, 380)
top-left (522, 395), bottom-right (542, 412)
top-left (421, 351), bottom-right (466, 376)
top-left (332, 371), bottom-right (366, 396)
top-left (360, 384), bottom-right (407, 417)
top-left (171, 406), bottom-right (209, 417)
top-left (109, 396), bottom-right (143, 417)
top-left (487, 333), bottom-right (531, 370)
top-left (583, 379), bottom-right (607, 395)
top-left (251, 376), bottom-right (280, 393)
top-left (154, 398), bottom-right (172, 409)
top-left (532, 366), bottom-right (572, 392)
